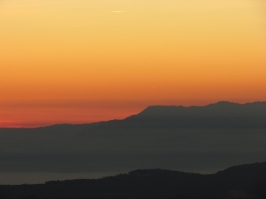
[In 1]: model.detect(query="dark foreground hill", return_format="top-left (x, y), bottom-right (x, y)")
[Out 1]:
top-left (1, 161), bottom-right (266, 199)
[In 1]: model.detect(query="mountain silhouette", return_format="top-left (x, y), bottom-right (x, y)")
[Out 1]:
top-left (0, 101), bottom-right (266, 181)
top-left (123, 101), bottom-right (266, 128)
top-left (1, 161), bottom-right (265, 199)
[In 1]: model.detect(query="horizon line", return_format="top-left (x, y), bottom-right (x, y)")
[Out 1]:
top-left (1, 100), bottom-right (265, 129)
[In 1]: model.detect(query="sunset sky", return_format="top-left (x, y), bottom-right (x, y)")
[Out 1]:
top-left (1, 0), bottom-right (266, 127)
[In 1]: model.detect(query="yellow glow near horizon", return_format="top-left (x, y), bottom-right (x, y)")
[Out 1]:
top-left (0, 0), bottom-right (266, 127)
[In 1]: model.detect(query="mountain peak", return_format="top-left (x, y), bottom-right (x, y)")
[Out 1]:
top-left (124, 101), bottom-right (266, 128)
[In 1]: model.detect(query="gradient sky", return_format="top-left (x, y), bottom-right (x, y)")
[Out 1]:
top-left (1, 0), bottom-right (266, 127)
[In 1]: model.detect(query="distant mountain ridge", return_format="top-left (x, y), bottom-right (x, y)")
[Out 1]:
top-left (138, 101), bottom-right (266, 116)
top-left (1, 101), bottom-right (266, 129)
top-left (0, 101), bottom-right (266, 181)
top-left (1, 161), bottom-right (265, 199)
top-left (123, 101), bottom-right (266, 128)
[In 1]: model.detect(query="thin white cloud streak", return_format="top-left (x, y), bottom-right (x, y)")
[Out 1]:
top-left (111, 10), bottom-right (126, 13)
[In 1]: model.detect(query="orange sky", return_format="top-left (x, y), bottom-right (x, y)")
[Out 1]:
top-left (1, 0), bottom-right (266, 128)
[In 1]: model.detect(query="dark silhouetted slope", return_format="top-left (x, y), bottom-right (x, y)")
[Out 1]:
top-left (1, 161), bottom-right (265, 199)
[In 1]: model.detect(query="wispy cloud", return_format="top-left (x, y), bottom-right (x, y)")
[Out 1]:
top-left (0, 120), bottom-right (13, 123)
top-left (0, 120), bottom-right (14, 127)
top-left (111, 10), bottom-right (126, 13)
